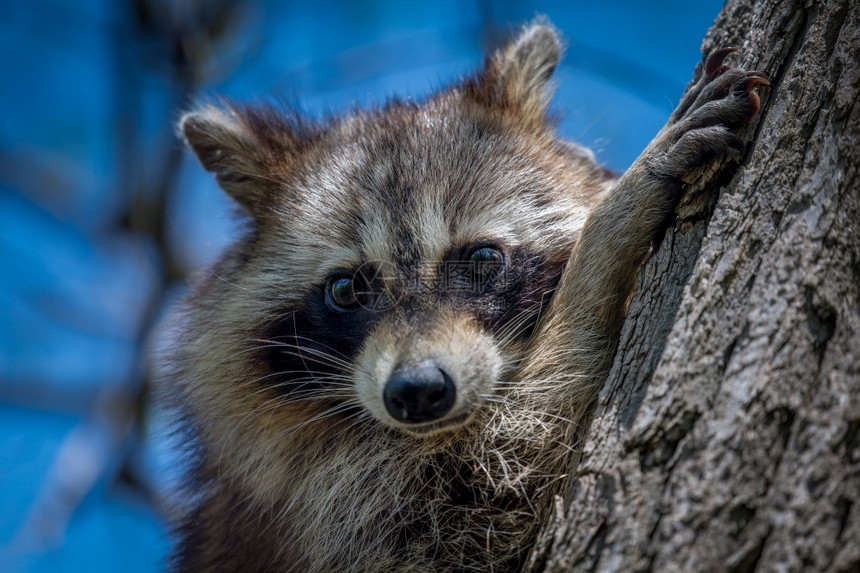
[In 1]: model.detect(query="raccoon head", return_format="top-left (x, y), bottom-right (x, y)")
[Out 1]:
top-left (178, 22), bottom-right (611, 438)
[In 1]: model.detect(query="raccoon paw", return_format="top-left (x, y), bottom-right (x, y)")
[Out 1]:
top-left (650, 48), bottom-right (769, 181)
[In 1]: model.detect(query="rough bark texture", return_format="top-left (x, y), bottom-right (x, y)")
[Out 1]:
top-left (529, 0), bottom-right (859, 571)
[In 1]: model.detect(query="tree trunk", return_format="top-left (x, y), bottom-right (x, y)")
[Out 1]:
top-left (529, 0), bottom-right (859, 571)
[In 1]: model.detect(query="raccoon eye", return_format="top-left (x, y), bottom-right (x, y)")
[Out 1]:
top-left (326, 276), bottom-right (360, 310)
top-left (463, 245), bottom-right (506, 289)
top-left (467, 246), bottom-right (504, 266)
top-left (467, 246), bottom-right (505, 278)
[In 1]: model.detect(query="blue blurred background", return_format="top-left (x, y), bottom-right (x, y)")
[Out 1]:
top-left (0, 1), bottom-right (723, 570)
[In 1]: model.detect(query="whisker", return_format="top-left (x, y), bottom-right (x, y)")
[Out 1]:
top-left (254, 339), bottom-right (354, 372)
top-left (245, 370), bottom-right (354, 393)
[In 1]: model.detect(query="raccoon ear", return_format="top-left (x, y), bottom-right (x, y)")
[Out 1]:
top-left (478, 20), bottom-right (562, 121)
top-left (180, 105), bottom-right (274, 214)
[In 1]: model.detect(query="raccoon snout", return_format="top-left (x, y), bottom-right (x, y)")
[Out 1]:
top-left (383, 359), bottom-right (456, 423)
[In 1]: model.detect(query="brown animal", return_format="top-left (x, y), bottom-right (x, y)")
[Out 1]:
top-left (161, 21), bottom-right (766, 572)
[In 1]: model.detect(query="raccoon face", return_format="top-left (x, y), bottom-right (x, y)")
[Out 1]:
top-left (179, 24), bottom-right (609, 436)
top-left (348, 239), bottom-right (565, 435)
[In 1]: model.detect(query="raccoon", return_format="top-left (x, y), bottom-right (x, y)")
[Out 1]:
top-left (162, 21), bottom-right (766, 572)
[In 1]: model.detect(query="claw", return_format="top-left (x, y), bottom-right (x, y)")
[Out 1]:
top-left (706, 47), bottom-right (737, 76)
top-left (741, 72), bottom-right (771, 90)
top-left (732, 72), bottom-right (769, 119)
top-left (746, 91), bottom-right (762, 118)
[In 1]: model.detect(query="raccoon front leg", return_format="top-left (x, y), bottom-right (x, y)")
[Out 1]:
top-left (521, 50), bottom-right (768, 390)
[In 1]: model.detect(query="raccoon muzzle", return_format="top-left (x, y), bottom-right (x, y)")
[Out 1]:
top-left (383, 358), bottom-right (456, 423)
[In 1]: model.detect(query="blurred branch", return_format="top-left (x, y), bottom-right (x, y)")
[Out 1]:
top-left (116, 0), bottom-right (258, 510)
top-left (123, 0), bottom-right (259, 281)
top-left (10, 393), bottom-right (136, 553)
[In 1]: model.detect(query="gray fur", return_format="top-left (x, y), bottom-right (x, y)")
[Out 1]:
top-left (161, 22), bottom-right (766, 572)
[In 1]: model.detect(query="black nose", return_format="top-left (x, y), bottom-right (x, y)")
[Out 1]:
top-left (383, 360), bottom-right (456, 423)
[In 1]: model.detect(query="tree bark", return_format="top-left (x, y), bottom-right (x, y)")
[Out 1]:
top-left (529, 0), bottom-right (859, 571)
